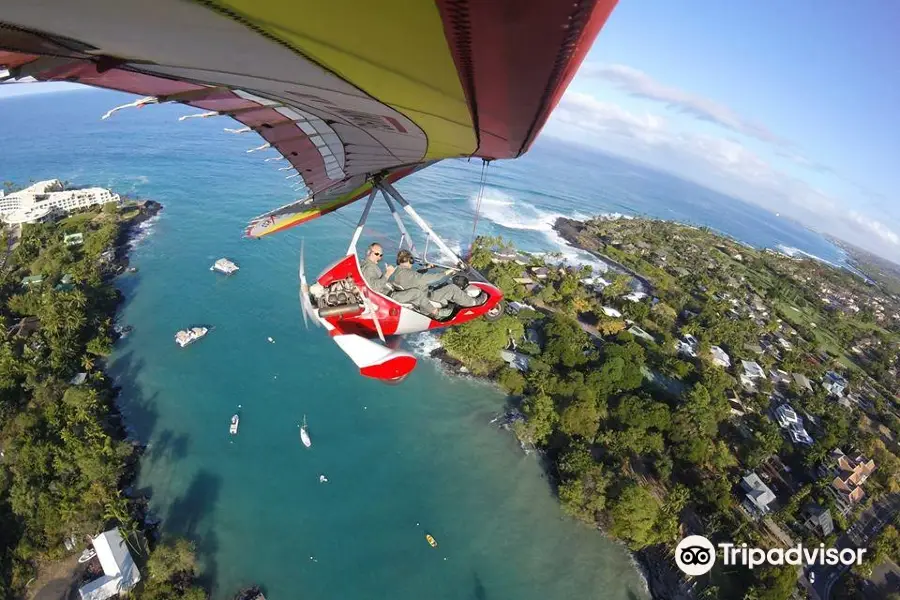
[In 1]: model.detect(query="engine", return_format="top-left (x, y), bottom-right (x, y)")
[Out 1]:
top-left (316, 276), bottom-right (362, 309)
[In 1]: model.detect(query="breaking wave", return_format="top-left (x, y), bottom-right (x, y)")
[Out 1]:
top-left (776, 244), bottom-right (841, 268)
top-left (471, 187), bottom-right (611, 272)
top-left (406, 331), bottom-right (442, 358)
top-left (127, 215), bottom-right (160, 249)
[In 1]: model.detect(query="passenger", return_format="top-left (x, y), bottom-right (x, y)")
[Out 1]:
top-left (359, 242), bottom-right (394, 294)
top-left (391, 249), bottom-right (485, 317)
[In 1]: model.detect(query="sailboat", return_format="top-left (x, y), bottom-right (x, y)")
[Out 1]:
top-left (300, 415), bottom-right (312, 448)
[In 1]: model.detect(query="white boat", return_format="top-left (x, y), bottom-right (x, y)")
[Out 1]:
top-left (175, 326), bottom-right (209, 348)
top-left (210, 258), bottom-right (240, 275)
top-left (229, 413), bottom-right (240, 435)
top-left (300, 415), bottom-right (311, 448)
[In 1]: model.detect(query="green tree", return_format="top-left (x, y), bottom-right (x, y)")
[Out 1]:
top-left (516, 392), bottom-right (558, 445)
top-left (608, 483), bottom-right (661, 549)
top-left (542, 313), bottom-right (590, 368)
top-left (146, 538), bottom-right (198, 585)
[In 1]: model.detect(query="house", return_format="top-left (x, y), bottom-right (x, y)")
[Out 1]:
top-left (7, 316), bottom-right (40, 338)
top-left (776, 337), bottom-right (793, 351)
top-left (710, 345), bottom-right (731, 368)
top-left (21, 275), bottom-right (44, 287)
top-left (823, 371), bottom-right (848, 397)
top-left (728, 392), bottom-right (754, 417)
top-left (623, 291), bottom-right (648, 302)
top-left (64, 232), bottom-right (84, 246)
top-left (769, 369), bottom-right (792, 386)
top-left (78, 528), bottom-right (141, 600)
top-left (55, 274), bottom-right (75, 292)
top-left (821, 448), bottom-right (876, 516)
top-left (803, 504), bottom-right (834, 538)
top-left (676, 335), bottom-right (698, 358)
top-left (792, 373), bottom-right (814, 393)
top-left (741, 472), bottom-right (776, 518)
top-left (627, 325), bottom-right (656, 343)
top-left (601, 306), bottom-right (622, 318)
top-left (743, 342), bottom-right (764, 355)
top-left (740, 360), bottom-right (765, 389)
top-left (70, 372), bottom-right (88, 386)
top-left (499, 350), bottom-right (530, 372)
top-left (774, 404), bottom-right (813, 445)
top-left (530, 266), bottom-right (550, 280)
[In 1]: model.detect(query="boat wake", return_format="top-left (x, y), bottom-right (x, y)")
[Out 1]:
top-left (471, 187), bottom-right (613, 273)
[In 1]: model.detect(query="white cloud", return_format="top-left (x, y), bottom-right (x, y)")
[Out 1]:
top-left (846, 211), bottom-right (900, 246)
top-left (548, 91), bottom-right (900, 259)
top-left (585, 64), bottom-right (786, 146)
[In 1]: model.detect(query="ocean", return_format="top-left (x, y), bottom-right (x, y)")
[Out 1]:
top-left (1, 89), bottom-right (844, 600)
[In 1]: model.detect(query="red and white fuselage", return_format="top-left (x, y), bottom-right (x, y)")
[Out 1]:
top-left (309, 255), bottom-right (502, 383)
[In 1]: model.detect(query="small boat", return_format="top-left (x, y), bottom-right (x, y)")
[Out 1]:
top-left (300, 415), bottom-right (312, 448)
top-left (127, 266), bottom-right (138, 273)
top-left (211, 257), bottom-right (240, 275)
top-left (175, 326), bottom-right (210, 348)
top-left (425, 534), bottom-right (438, 548)
top-left (229, 405), bottom-right (241, 435)
top-left (267, 336), bottom-right (275, 344)
top-left (319, 474), bottom-right (328, 483)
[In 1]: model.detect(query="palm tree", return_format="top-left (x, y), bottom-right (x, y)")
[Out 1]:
top-left (81, 355), bottom-right (95, 371)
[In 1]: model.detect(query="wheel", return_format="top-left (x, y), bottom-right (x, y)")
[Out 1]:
top-left (483, 300), bottom-right (506, 322)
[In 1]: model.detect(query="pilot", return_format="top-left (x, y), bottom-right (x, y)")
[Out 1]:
top-left (391, 249), bottom-right (485, 317)
top-left (359, 242), bottom-right (394, 294)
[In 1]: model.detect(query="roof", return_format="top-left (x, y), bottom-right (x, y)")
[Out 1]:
top-left (792, 372), bottom-right (813, 391)
top-left (804, 504), bottom-right (834, 536)
top-left (741, 472), bottom-right (775, 509)
top-left (21, 275), bottom-right (44, 284)
top-left (741, 360), bottom-right (765, 379)
top-left (79, 529), bottom-right (141, 600)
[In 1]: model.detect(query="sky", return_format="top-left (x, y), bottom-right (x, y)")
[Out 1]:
top-left (545, 0), bottom-right (900, 261)
top-left (2, 1), bottom-right (898, 260)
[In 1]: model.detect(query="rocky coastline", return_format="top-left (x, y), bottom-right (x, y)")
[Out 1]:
top-left (553, 217), bottom-right (654, 293)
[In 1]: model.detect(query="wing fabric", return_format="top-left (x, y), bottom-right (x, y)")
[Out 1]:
top-left (0, 0), bottom-right (617, 237)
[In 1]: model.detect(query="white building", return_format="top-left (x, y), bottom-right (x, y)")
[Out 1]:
top-left (0, 180), bottom-right (119, 224)
top-left (741, 472), bottom-right (775, 518)
top-left (710, 345), bottom-right (731, 368)
top-left (740, 360), bottom-right (765, 389)
top-left (774, 404), bottom-right (813, 445)
top-left (78, 528), bottom-right (141, 600)
top-left (601, 306), bottom-right (622, 318)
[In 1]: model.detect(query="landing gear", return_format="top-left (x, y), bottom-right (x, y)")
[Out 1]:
top-left (484, 301), bottom-right (506, 322)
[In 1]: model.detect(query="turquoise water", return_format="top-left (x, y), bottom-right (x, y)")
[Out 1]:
top-left (2, 89), bottom-right (845, 599)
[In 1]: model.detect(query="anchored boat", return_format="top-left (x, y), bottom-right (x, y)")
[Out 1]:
top-left (300, 415), bottom-right (311, 448)
top-left (175, 326), bottom-right (209, 348)
top-left (211, 257), bottom-right (240, 275)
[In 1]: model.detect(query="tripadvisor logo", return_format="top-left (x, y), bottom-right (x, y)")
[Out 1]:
top-left (674, 535), bottom-right (866, 576)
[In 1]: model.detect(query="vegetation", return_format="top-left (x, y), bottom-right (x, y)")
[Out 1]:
top-left (445, 229), bottom-right (900, 599)
top-left (0, 198), bottom-right (178, 596)
top-left (141, 538), bottom-right (207, 600)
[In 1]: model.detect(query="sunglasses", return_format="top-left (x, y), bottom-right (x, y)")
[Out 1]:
top-left (371, 251), bottom-right (382, 257)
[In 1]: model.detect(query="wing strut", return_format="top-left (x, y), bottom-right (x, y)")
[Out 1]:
top-left (381, 190), bottom-right (417, 254)
top-left (347, 188), bottom-right (378, 255)
top-left (379, 182), bottom-right (465, 269)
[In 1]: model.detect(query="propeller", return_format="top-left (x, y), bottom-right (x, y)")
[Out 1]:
top-left (298, 240), bottom-right (320, 329)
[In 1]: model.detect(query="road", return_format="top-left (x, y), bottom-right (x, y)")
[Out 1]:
top-left (807, 493), bottom-right (900, 600)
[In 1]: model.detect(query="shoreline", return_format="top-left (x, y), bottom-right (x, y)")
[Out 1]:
top-left (425, 342), bottom-right (681, 600)
top-left (552, 217), bottom-right (654, 293)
